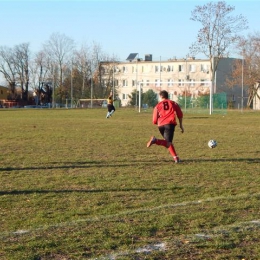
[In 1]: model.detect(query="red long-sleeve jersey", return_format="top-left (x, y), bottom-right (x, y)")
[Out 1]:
top-left (153, 99), bottom-right (183, 126)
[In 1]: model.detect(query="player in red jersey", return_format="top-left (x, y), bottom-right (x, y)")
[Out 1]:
top-left (146, 90), bottom-right (184, 163)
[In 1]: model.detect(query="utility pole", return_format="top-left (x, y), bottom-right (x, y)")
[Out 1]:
top-left (71, 60), bottom-right (73, 108)
top-left (135, 54), bottom-right (139, 108)
top-left (52, 64), bottom-right (55, 109)
top-left (241, 52), bottom-right (244, 112)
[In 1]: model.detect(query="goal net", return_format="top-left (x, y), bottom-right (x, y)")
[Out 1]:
top-left (138, 81), bottom-right (227, 114)
top-left (77, 99), bottom-right (107, 108)
top-left (177, 91), bottom-right (227, 114)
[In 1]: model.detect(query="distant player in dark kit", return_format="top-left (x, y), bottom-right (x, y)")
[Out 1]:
top-left (147, 90), bottom-right (184, 163)
top-left (106, 94), bottom-right (115, 118)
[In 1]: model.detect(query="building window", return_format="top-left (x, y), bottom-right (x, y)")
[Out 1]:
top-left (146, 80), bottom-right (149, 86)
top-left (179, 65), bottom-right (184, 72)
top-left (178, 79), bottom-right (184, 86)
top-left (189, 64), bottom-right (196, 72)
top-left (200, 79), bottom-right (209, 85)
top-left (168, 65), bottom-right (174, 72)
top-left (201, 64), bottom-right (209, 73)
top-left (168, 79), bottom-right (173, 86)
top-left (123, 80), bottom-right (128, 86)
top-left (122, 93), bottom-right (128, 100)
top-left (155, 79), bottom-right (161, 87)
top-left (132, 80), bottom-right (135, 87)
top-left (155, 66), bottom-right (159, 72)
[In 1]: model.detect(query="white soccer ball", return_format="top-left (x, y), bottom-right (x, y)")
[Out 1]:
top-left (208, 140), bottom-right (217, 148)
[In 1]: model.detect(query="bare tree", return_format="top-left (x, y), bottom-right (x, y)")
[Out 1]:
top-left (63, 41), bottom-right (120, 105)
top-left (62, 41), bottom-right (119, 104)
top-left (70, 41), bottom-right (110, 99)
top-left (43, 32), bottom-right (75, 104)
top-left (28, 50), bottom-right (54, 104)
top-left (226, 33), bottom-right (260, 107)
top-left (89, 42), bottom-right (119, 98)
top-left (13, 43), bottom-right (31, 101)
top-left (189, 1), bottom-right (248, 81)
top-left (90, 41), bottom-right (103, 98)
top-left (0, 46), bottom-right (17, 99)
top-left (31, 51), bottom-right (46, 91)
top-left (99, 54), bottom-right (120, 98)
top-left (0, 43), bottom-right (31, 102)
top-left (73, 43), bottom-right (91, 97)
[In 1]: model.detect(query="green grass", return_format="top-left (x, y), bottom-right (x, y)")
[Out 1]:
top-left (0, 107), bottom-right (259, 260)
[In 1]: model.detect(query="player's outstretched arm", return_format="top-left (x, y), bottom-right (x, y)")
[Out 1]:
top-left (178, 118), bottom-right (184, 133)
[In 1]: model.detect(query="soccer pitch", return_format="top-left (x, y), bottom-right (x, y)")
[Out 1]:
top-left (0, 108), bottom-right (259, 259)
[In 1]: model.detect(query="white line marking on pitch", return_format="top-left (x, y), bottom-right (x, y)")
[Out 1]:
top-left (1, 192), bottom-right (260, 240)
top-left (88, 220), bottom-right (260, 260)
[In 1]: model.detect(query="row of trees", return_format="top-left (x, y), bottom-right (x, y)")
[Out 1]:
top-left (0, 1), bottom-right (259, 108)
top-left (0, 33), bottom-right (118, 105)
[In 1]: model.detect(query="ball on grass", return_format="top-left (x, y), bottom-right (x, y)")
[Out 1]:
top-left (208, 140), bottom-right (217, 148)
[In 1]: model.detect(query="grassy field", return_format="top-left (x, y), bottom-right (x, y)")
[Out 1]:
top-left (0, 107), bottom-right (259, 260)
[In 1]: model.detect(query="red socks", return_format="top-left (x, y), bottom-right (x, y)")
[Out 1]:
top-left (168, 143), bottom-right (177, 157)
top-left (155, 139), bottom-right (178, 158)
top-left (155, 139), bottom-right (168, 147)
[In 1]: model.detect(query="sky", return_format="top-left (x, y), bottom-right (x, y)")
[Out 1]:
top-left (0, 0), bottom-right (259, 62)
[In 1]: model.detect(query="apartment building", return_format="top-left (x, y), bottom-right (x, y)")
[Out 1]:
top-left (101, 54), bottom-right (244, 108)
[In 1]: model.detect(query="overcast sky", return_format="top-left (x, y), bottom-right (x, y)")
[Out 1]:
top-left (0, 0), bottom-right (259, 62)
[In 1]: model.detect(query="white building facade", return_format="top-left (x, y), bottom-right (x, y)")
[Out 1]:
top-left (101, 55), bottom-right (244, 108)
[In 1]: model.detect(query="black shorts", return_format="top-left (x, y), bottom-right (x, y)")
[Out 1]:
top-left (158, 124), bottom-right (176, 143)
top-left (107, 104), bottom-right (115, 112)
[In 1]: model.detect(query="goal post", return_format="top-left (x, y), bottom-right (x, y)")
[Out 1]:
top-left (137, 81), bottom-right (215, 114)
top-left (78, 98), bottom-right (107, 108)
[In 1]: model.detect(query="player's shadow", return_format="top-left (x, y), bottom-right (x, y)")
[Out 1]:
top-left (0, 187), bottom-right (169, 196)
top-left (0, 157), bottom-right (259, 173)
top-left (179, 158), bottom-right (260, 164)
top-left (120, 158), bottom-right (259, 164)
top-left (0, 161), bottom-right (135, 172)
